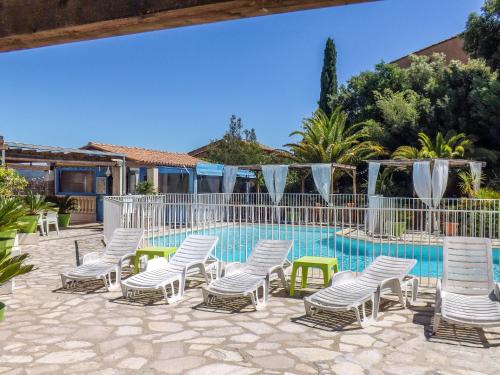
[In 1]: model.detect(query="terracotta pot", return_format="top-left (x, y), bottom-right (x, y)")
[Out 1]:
top-left (442, 221), bottom-right (459, 236)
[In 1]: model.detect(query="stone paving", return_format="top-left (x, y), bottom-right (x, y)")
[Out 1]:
top-left (1, 226), bottom-right (500, 374)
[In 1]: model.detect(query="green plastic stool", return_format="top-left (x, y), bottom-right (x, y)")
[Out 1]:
top-left (134, 247), bottom-right (177, 273)
top-left (289, 256), bottom-right (338, 296)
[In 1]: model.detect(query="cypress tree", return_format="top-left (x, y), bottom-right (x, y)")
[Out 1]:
top-left (319, 37), bottom-right (338, 116)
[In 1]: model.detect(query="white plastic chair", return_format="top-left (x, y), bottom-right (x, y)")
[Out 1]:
top-left (201, 240), bottom-right (293, 310)
top-left (121, 235), bottom-right (219, 304)
top-left (61, 228), bottom-right (144, 291)
top-left (433, 237), bottom-right (500, 333)
top-left (44, 211), bottom-right (59, 235)
top-left (304, 256), bottom-right (418, 327)
top-left (37, 214), bottom-right (46, 236)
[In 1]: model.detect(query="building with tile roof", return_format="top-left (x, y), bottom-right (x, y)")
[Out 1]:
top-left (84, 142), bottom-right (199, 168)
top-left (391, 35), bottom-right (469, 68)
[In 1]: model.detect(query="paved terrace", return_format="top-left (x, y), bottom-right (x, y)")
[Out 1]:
top-left (1, 227), bottom-right (500, 375)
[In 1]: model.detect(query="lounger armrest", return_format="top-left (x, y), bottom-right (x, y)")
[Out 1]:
top-left (435, 279), bottom-right (443, 313)
top-left (224, 262), bottom-right (242, 276)
top-left (495, 282), bottom-right (500, 301)
top-left (82, 252), bottom-right (101, 264)
top-left (378, 276), bottom-right (406, 294)
top-left (329, 270), bottom-right (355, 286)
top-left (120, 253), bottom-right (136, 268)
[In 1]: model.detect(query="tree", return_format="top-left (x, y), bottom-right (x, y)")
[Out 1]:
top-left (392, 132), bottom-right (472, 160)
top-left (205, 115), bottom-right (271, 165)
top-left (463, 0), bottom-right (500, 72)
top-left (337, 54), bottom-right (500, 176)
top-left (319, 38), bottom-right (338, 116)
top-left (0, 167), bottom-right (28, 197)
top-left (283, 107), bottom-right (386, 165)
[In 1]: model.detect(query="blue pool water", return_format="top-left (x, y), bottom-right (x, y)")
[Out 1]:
top-left (152, 224), bottom-right (500, 280)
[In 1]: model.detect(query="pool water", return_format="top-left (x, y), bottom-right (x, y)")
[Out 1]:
top-left (152, 224), bottom-right (500, 280)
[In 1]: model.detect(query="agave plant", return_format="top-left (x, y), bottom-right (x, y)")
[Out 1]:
top-left (0, 197), bottom-right (27, 232)
top-left (0, 249), bottom-right (35, 286)
top-left (23, 191), bottom-right (56, 216)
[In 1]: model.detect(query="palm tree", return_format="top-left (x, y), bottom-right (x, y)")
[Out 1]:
top-left (393, 132), bottom-right (471, 160)
top-left (283, 108), bottom-right (385, 164)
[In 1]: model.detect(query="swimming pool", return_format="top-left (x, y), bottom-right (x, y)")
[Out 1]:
top-left (151, 224), bottom-right (500, 280)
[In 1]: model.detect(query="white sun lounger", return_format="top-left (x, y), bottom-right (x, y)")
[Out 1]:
top-left (304, 256), bottom-right (418, 327)
top-left (201, 240), bottom-right (293, 310)
top-left (433, 237), bottom-right (500, 334)
top-left (121, 235), bottom-right (219, 304)
top-left (61, 228), bottom-right (144, 291)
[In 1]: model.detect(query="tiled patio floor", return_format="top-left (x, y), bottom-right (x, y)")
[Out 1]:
top-left (1, 227), bottom-right (500, 374)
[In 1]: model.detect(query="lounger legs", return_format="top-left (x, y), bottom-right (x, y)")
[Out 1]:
top-left (160, 277), bottom-right (185, 304)
top-left (249, 281), bottom-right (268, 311)
top-left (432, 314), bottom-right (441, 334)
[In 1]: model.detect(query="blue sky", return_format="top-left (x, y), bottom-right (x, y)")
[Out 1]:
top-left (0, 0), bottom-right (483, 152)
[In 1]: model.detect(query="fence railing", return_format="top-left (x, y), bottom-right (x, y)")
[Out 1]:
top-left (104, 193), bottom-right (500, 285)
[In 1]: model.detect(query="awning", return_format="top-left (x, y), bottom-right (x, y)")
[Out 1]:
top-left (196, 162), bottom-right (255, 178)
top-left (196, 162), bottom-right (224, 177)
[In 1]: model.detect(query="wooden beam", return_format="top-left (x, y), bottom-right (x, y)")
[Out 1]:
top-left (6, 156), bottom-right (117, 167)
top-left (0, 0), bottom-right (374, 52)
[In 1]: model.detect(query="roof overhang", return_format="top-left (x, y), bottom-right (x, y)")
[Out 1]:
top-left (4, 141), bottom-right (125, 167)
top-left (0, 0), bottom-right (376, 53)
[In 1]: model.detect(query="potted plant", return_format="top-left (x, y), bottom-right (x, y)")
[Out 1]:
top-left (48, 196), bottom-right (79, 228)
top-left (20, 192), bottom-right (56, 234)
top-left (136, 181), bottom-right (156, 195)
top-left (390, 210), bottom-right (407, 237)
top-left (0, 246), bottom-right (35, 321)
top-left (0, 197), bottom-right (27, 253)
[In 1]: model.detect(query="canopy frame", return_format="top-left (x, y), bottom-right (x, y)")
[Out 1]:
top-left (233, 162), bottom-right (357, 194)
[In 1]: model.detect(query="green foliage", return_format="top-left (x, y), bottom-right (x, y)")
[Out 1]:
top-left (283, 107), bottom-right (386, 165)
top-left (463, 0), bottom-right (500, 72)
top-left (23, 191), bottom-right (56, 216)
top-left (0, 248), bottom-right (35, 286)
top-left (205, 115), bottom-right (273, 165)
top-left (338, 54), bottom-right (499, 174)
top-left (136, 181), bottom-right (156, 195)
top-left (0, 167), bottom-right (28, 197)
top-left (0, 197), bottom-right (27, 232)
top-left (47, 196), bottom-right (79, 214)
top-left (319, 37), bottom-right (338, 116)
top-left (392, 131), bottom-right (472, 160)
top-left (472, 187), bottom-right (500, 199)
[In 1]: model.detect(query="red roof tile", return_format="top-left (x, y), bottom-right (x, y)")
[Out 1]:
top-left (84, 143), bottom-right (199, 168)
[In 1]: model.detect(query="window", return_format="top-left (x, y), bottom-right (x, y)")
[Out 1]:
top-left (159, 173), bottom-right (189, 194)
top-left (197, 176), bottom-right (221, 193)
top-left (59, 170), bottom-right (95, 193)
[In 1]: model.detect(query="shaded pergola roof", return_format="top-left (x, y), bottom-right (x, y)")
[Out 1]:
top-left (366, 159), bottom-right (486, 168)
top-left (233, 162), bottom-right (356, 172)
top-left (4, 141), bottom-right (125, 167)
top-left (233, 162), bottom-right (357, 193)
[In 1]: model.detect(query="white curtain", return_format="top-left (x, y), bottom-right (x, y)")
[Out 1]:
top-left (431, 159), bottom-right (449, 208)
top-left (367, 162), bottom-right (381, 196)
top-left (222, 166), bottom-right (238, 193)
top-left (311, 164), bottom-right (332, 205)
top-left (262, 165), bottom-right (289, 205)
top-left (262, 166), bottom-right (276, 203)
top-left (470, 162), bottom-right (482, 192)
top-left (413, 161), bottom-right (432, 207)
top-left (273, 165), bottom-right (289, 205)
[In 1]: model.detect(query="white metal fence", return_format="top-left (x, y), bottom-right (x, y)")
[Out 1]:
top-left (104, 193), bottom-right (500, 285)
